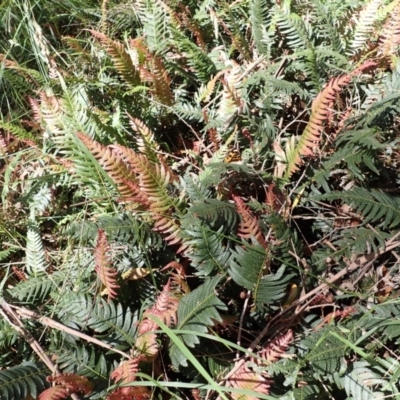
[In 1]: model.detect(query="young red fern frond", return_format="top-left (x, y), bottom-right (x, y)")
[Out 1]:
top-left (47, 374), bottom-right (93, 395)
top-left (76, 132), bottom-right (139, 200)
top-left (95, 229), bottom-right (119, 301)
top-left (106, 386), bottom-right (151, 400)
top-left (39, 374), bottom-right (93, 400)
top-left (233, 195), bottom-right (267, 248)
top-left (110, 357), bottom-right (141, 384)
top-left (112, 144), bottom-right (182, 246)
top-left (226, 361), bottom-right (271, 400)
top-left (135, 281), bottom-right (179, 358)
top-left (89, 30), bottom-right (141, 86)
top-left (39, 386), bottom-right (70, 400)
top-left (258, 329), bottom-right (294, 364)
top-left (285, 74), bottom-right (353, 179)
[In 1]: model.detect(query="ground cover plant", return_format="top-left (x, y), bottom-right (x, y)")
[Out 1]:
top-left (1, 0), bottom-right (400, 399)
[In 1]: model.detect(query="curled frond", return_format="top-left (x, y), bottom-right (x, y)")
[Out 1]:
top-left (39, 387), bottom-right (70, 400)
top-left (106, 386), bottom-right (151, 400)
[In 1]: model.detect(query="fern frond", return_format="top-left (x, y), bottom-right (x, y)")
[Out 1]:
top-left (39, 386), bottom-right (70, 400)
top-left (342, 362), bottom-right (385, 400)
top-left (95, 229), bottom-right (119, 302)
top-left (259, 329), bottom-right (294, 364)
top-left (112, 144), bottom-right (182, 245)
top-left (378, 0), bottom-right (400, 66)
top-left (0, 363), bottom-right (48, 400)
top-left (76, 132), bottom-right (138, 200)
top-left (229, 244), bottom-right (295, 306)
top-left (233, 195), bottom-right (267, 248)
top-left (47, 374), bottom-right (93, 395)
top-left (284, 73), bottom-right (352, 178)
top-left (183, 223), bottom-right (233, 276)
top-left (348, 0), bottom-right (383, 54)
top-left (56, 293), bottom-right (137, 349)
top-left (89, 30), bottom-right (141, 86)
top-left (170, 276), bottom-right (227, 368)
top-left (26, 218), bottom-right (47, 277)
top-left (314, 188), bottom-right (400, 229)
top-left (226, 362), bottom-right (271, 400)
top-left (189, 199), bottom-right (239, 230)
top-left (110, 357), bottom-right (140, 383)
top-left (106, 386), bottom-right (151, 400)
top-left (128, 114), bottom-right (159, 161)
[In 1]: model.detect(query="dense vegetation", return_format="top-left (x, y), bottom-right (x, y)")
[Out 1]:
top-left (1, 0), bottom-right (400, 398)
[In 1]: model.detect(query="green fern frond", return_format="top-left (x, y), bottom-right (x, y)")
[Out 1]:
top-left (313, 188), bottom-right (400, 229)
top-left (229, 244), bottom-right (295, 306)
top-left (57, 345), bottom-right (109, 379)
top-left (348, 0), bottom-right (383, 54)
top-left (26, 218), bottom-right (47, 277)
top-left (0, 363), bottom-right (48, 400)
top-left (250, 0), bottom-right (273, 57)
top-left (183, 224), bottom-right (233, 276)
top-left (343, 362), bottom-right (385, 400)
top-left (172, 28), bottom-right (217, 83)
top-left (56, 293), bottom-right (138, 349)
top-left (189, 199), bottom-right (239, 230)
top-left (170, 276), bottom-right (227, 368)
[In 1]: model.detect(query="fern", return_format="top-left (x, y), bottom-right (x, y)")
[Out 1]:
top-left (89, 30), bottom-right (141, 87)
top-left (188, 199), bottom-right (239, 231)
top-left (56, 293), bottom-right (138, 349)
top-left (342, 362), bottom-right (386, 400)
top-left (313, 188), bottom-right (400, 229)
top-left (26, 217), bottom-right (47, 277)
top-left (184, 223), bottom-right (233, 276)
top-left (170, 276), bottom-right (227, 368)
top-left (284, 73), bottom-right (352, 178)
top-left (229, 244), bottom-right (295, 306)
top-left (0, 362), bottom-right (48, 400)
top-left (95, 229), bottom-right (120, 302)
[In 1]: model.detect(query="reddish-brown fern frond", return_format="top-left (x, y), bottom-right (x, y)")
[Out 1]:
top-left (95, 229), bottom-right (119, 301)
top-left (129, 39), bottom-right (173, 105)
top-left (258, 329), bottom-right (294, 364)
top-left (110, 357), bottom-right (141, 384)
top-left (141, 280), bottom-right (179, 329)
top-left (106, 386), bottom-right (151, 400)
top-left (89, 30), bottom-right (141, 86)
top-left (112, 144), bottom-right (182, 246)
top-left (285, 74), bottom-right (353, 178)
top-left (128, 115), bottom-right (159, 156)
top-left (233, 195), bottom-right (267, 248)
top-left (39, 386), bottom-right (70, 400)
top-left (76, 132), bottom-right (139, 200)
top-left (47, 374), bottom-right (93, 395)
top-left (12, 266), bottom-right (27, 281)
top-left (226, 362), bottom-right (271, 399)
top-left (135, 281), bottom-right (179, 357)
